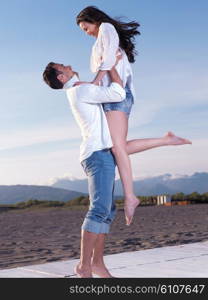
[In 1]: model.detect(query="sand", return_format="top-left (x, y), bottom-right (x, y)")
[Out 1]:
top-left (0, 204), bottom-right (208, 269)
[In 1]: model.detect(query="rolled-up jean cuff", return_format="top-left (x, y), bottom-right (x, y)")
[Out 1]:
top-left (81, 218), bottom-right (110, 234)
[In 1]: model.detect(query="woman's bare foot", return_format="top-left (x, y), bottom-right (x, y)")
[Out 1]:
top-left (74, 262), bottom-right (93, 278)
top-left (124, 196), bottom-right (140, 226)
top-left (91, 262), bottom-right (115, 278)
top-left (164, 131), bottom-right (192, 145)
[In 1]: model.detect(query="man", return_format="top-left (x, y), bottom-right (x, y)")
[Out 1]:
top-left (43, 62), bottom-right (192, 278)
top-left (43, 61), bottom-right (126, 278)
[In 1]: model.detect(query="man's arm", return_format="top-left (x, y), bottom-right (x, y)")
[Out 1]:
top-left (75, 81), bottom-right (126, 104)
top-left (71, 56), bottom-right (125, 104)
top-left (72, 66), bottom-right (123, 88)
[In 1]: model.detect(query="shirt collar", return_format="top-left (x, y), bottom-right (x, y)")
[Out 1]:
top-left (63, 73), bottom-right (80, 89)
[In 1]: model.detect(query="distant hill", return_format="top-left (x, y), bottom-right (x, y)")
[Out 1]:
top-left (52, 172), bottom-right (208, 196)
top-left (0, 185), bottom-right (86, 205)
top-left (52, 178), bottom-right (88, 194)
top-left (1, 172), bottom-right (207, 205)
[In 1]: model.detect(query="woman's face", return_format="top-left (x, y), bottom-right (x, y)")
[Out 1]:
top-left (79, 21), bottom-right (99, 37)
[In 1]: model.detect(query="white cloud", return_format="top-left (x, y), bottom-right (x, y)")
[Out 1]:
top-left (162, 173), bottom-right (189, 180)
top-left (0, 147), bottom-right (85, 185)
top-left (1, 66), bottom-right (207, 185)
top-left (120, 74), bottom-right (207, 148)
top-left (46, 173), bottom-right (79, 186)
top-left (129, 99), bottom-right (163, 129)
top-left (129, 138), bottom-right (208, 179)
top-left (0, 138), bottom-right (207, 186)
top-left (130, 71), bottom-right (208, 130)
top-left (0, 123), bottom-right (81, 151)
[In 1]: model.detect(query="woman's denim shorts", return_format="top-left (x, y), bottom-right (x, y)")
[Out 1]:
top-left (102, 85), bottom-right (134, 118)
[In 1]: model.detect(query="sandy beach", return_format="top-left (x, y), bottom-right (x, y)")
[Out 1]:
top-left (0, 204), bottom-right (208, 270)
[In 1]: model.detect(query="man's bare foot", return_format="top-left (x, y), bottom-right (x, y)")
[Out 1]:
top-left (124, 196), bottom-right (140, 226)
top-left (164, 131), bottom-right (192, 145)
top-left (74, 262), bottom-right (92, 278)
top-left (91, 262), bottom-right (115, 278)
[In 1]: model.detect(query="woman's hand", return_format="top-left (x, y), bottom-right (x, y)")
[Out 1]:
top-left (91, 70), bottom-right (107, 86)
top-left (73, 81), bottom-right (89, 87)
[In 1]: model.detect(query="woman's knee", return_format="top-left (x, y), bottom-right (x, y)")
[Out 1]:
top-left (111, 143), bottom-right (127, 155)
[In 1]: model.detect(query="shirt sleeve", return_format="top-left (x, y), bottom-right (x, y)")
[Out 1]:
top-left (76, 82), bottom-right (126, 104)
top-left (99, 23), bottom-right (119, 71)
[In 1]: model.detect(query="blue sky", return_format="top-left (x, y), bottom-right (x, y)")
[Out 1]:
top-left (0, 0), bottom-right (208, 185)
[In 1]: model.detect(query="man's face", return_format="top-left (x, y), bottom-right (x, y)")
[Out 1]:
top-left (54, 63), bottom-right (74, 83)
top-left (79, 21), bottom-right (99, 37)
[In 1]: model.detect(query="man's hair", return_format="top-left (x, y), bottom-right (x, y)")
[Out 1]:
top-left (43, 62), bottom-right (64, 89)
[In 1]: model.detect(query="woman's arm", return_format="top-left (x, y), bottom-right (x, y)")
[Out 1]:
top-left (91, 70), bottom-right (107, 85)
top-left (73, 24), bottom-right (120, 87)
top-left (108, 66), bottom-right (123, 87)
top-left (73, 54), bottom-right (122, 87)
top-left (92, 53), bottom-right (122, 85)
top-left (91, 23), bottom-right (119, 85)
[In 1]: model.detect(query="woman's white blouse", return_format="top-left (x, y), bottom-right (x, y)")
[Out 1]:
top-left (90, 22), bottom-right (136, 100)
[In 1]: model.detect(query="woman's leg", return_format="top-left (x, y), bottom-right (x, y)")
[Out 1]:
top-left (126, 131), bottom-right (192, 155)
top-left (104, 110), bottom-right (139, 226)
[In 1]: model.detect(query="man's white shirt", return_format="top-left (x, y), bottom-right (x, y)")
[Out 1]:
top-left (64, 76), bottom-right (126, 163)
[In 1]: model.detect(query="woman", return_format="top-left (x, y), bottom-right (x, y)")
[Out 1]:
top-left (75, 6), bottom-right (140, 226)
top-left (75, 6), bottom-right (191, 226)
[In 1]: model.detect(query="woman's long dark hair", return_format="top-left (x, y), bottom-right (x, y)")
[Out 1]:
top-left (76, 6), bottom-right (140, 63)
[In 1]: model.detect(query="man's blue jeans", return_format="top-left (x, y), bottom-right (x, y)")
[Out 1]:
top-left (81, 149), bottom-right (117, 234)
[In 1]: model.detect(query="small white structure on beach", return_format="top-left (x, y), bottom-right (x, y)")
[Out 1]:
top-left (157, 194), bottom-right (171, 205)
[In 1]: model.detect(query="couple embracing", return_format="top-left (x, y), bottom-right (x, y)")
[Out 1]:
top-left (43, 6), bottom-right (191, 278)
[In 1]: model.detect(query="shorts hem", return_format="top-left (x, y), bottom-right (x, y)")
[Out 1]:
top-left (103, 108), bottom-right (130, 118)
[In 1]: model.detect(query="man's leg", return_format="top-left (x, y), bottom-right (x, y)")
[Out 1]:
top-left (75, 150), bottom-right (115, 278)
top-left (91, 234), bottom-right (114, 278)
top-left (74, 229), bottom-right (98, 278)
top-left (91, 171), bottom-right (116, 278)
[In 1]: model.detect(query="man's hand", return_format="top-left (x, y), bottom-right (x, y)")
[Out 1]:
top-left (90, 80), bottom-right (100, 86)
top-left (73, 81), bottom-right (89, 87)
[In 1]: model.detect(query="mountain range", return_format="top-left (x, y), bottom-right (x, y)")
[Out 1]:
top-left (52, 172), bottom-right (208, 196)
top-left (0, 185), bottom-right (86, 205)
top-left (0, 172), bottom-right (207, 205)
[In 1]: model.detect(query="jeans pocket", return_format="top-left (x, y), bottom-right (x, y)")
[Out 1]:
top-left (81, 152), bottom-right (97, 174)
